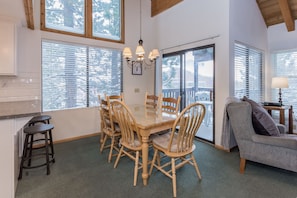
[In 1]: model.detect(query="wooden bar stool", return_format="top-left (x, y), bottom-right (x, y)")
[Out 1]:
top-left (18, 123), bottom-right (55, 180)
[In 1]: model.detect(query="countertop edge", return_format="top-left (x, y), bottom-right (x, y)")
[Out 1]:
top-left (0, 112), bottom-right (41, 120)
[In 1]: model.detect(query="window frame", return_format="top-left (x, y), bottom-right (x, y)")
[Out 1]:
top-left (40, 0), bottom-right (125, 43)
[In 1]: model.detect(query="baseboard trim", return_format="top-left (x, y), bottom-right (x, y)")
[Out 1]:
top-left (215, 144), bottom-right (230, 152)
top-left (54, 132), bottom-right (101, 145)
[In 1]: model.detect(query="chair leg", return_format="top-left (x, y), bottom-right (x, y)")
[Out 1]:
top-left (191, 154), bottom-right (202, 179)
top-left (48, 129), bottom-right (55, 163)
top-left (149, 149), bottom-right (158, 175)
top-left (171, 158), bottom-right (177, 198)
top-left (18, 134), bottom-right (30, 180)
top-left (44, 132), bottom-right (50, 175)
top-left (100, 134), bottom-right (108, 153)
top-left (27, 134), bottom-right (34, 166)
top-left (240, 158), bottom-right (246, 174)
top-left (100, 132), bottom-right (105, 145)
top-left (108, 137), bottom-right (115, 163)
top-left (114, 146), bottom-right (123, 168)
top-left (133, 151), bottom-right (139, 186)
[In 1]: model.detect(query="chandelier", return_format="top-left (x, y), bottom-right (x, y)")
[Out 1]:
top-left (122, 0), bottom-right (160, 70)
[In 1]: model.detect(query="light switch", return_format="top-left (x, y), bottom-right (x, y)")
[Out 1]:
top-left (134, 88), bottom-right (140, 93)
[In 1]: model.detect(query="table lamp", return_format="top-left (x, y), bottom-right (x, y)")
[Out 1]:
top-left (271, 77), bottom-right (288, 106)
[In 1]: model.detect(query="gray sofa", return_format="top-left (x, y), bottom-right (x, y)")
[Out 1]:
top-left (226, 101), bottom-right (297, 173)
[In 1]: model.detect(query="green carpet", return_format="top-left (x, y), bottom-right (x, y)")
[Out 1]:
top-left (16, 135), bottom-right (297, 198)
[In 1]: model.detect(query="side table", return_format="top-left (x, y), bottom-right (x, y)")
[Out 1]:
top-left (263, 105), bottom-right (293, 134)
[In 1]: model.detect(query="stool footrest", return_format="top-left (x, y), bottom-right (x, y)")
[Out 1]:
top-left (21, 158), bottom-right (55, 169)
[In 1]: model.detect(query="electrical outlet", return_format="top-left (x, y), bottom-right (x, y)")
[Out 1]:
top-left (134, 88), bottom-right (140, 93)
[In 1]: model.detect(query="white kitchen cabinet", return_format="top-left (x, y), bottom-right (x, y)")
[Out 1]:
top-left (0, 116), bottom-right (32, 198)
top-left (0, 20), bottom-right (17, 75)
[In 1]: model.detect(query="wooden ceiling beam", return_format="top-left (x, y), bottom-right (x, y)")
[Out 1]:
top-left (151, 0), bottom-right (183, 17)
top-left (277, 0), bottom-right (295, 31)
top-left (23, 0), bottom-right (34, 30)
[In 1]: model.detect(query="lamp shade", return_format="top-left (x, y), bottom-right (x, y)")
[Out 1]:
top-left (135, 45), bottom-right (145, 55)
top-left (123, 47), bottom-right (132, 59)
top-left (271, 77), bottom-right (289, 88)
top-left (148, 49), bottom-right (160, 60)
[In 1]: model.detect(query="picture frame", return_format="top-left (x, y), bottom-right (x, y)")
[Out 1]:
top-left (132, 64), bottom-right (142, 75)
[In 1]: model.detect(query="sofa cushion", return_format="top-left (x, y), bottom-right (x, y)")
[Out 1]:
top-left (252, 134), bottom-right (297, 150)
top-left (242, 96), bottom-right (280, 136)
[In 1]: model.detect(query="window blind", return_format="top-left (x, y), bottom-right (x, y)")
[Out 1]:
top-left (42, 40), bottom-right (122, 111)
top-left (234, 42), bottom-right (264, 102)
top-left (272, 50), bottom-right (297, 109)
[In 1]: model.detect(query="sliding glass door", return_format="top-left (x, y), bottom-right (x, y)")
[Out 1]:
top-left (162, 44), bottom-right (215, 143)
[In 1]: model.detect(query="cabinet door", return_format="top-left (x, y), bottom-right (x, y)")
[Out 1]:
top-left (0, 20), bottom-right (16, 75)
top-left (0, 119), bottom-right (14, 198)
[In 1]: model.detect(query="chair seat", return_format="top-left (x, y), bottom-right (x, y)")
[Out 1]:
top-left (29, 115), bottom-right (51, 125)
top-left (24, 124), bottom-right (54, 134)
top-left (153, 132), bottom-right (195, 155)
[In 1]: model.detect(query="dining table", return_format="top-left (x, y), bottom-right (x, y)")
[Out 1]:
top-left (127, 104), bottom-right (177, 186)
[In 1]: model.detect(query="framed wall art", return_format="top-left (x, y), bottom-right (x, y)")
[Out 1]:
top-left (132, 64), bottom-right (142, 75)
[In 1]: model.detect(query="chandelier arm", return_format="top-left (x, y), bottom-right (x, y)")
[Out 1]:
top-left (126, 59), bottom-right (144, 68)
top-left (142, 59), bottom-right (156, 67)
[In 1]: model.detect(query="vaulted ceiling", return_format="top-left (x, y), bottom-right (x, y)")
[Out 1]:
top-left (256, 0), bottom-right (297, 31)
top-left (23, 0), bottom-right (297, 32)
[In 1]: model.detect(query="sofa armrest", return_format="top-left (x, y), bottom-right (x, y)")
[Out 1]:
top-left (252, 134), bottom-right (297, 150)
top-left (276, 124), bottom-right (286, 134)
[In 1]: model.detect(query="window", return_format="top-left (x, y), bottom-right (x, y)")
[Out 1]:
top-left (42, 40), bottom-right (122, 111)
top-left (41, 0), bottom-right (124, 43)
top-left (234, 42), bottom-right (264, 102)
top-left (271, 49), bottom-right (297, 110)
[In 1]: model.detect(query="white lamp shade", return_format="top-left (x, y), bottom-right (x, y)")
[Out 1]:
top-left (271, 77), bottom-right (289, 88)
top-left (135, 45), bottom-right (145, 55)
top-left (148, 49), bottom-right (160, 60)
top-left (152, 49), bottom-right (160, 58)
top-left (123, 47), bottom-right (132, 58)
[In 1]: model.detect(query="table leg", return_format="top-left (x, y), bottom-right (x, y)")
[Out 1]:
top-left (289, 106), bottom-right (293, 134)
top-left (141, 133), bottom-right (149, 186)
top-left (279, 109), bottom-right (285, 125)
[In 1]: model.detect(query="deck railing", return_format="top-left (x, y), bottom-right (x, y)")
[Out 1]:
top-left (162, 87), bottom-right (213, 102)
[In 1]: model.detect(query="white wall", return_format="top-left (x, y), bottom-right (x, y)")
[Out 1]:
top-left (268, 21), bottom-right (297, 52)
top-left (122, 0), bottom-right (159, 105)
top-left (229, 0), bottom-right (268, 99)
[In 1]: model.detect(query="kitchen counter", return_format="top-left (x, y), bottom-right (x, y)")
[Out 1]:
top-left (0, 100), bottom-right (41, 119)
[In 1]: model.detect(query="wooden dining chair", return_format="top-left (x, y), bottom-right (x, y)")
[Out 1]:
top-left (107, 92), bottom-right (124, 103)
top-left (144, 91), bottom-right (162, 110)
top-left (161, 96), bottom-right (181, 115)
top-left (99, 97), bottom-right (121, 163)
top-left (149, 102), bottom-right (206, 197)
top-left (111, 101), bottom-right (143, 186)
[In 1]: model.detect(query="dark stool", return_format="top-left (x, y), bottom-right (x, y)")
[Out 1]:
top-left (29, 115), bottom-right (52, 126)
top-left (18, 124), bottom-right (55, 180)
